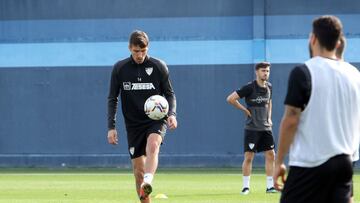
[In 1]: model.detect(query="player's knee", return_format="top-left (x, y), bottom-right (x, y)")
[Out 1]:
top-left (146, 141), bottom-right (160, 155)
top-left (244, 153), bottom-right (254, 163)
top-left (265, 150), bottom-right (275, 160)
top-left (244, 157), bottom-right (253, 164)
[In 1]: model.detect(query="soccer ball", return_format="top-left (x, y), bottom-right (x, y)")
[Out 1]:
top-left (144, 95), bottom-right (169, 120)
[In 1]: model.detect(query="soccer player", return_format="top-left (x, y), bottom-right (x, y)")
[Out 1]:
top-left (107, 30), bottom-right (177, 202)
top-left (227, 62), bottom-right (277, 194)
top-left (274, 16), bottom-right (360, 203)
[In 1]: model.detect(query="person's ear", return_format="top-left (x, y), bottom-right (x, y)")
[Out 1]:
top-left (335, 40), bottom-right (341, 49)
top-left (310, 33), bottom-right (316, 46)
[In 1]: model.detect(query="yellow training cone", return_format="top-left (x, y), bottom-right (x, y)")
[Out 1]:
top-left (154, 193), bottom-right (168, 199)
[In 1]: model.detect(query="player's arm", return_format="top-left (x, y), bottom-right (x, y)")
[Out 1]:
top-left (158, 60), bottom-right (177, 129)
top-left (274, 65), bottom-right (310, 191)
top-left (268, 99), bottom-right (272, 124)
top-left (161, 75), bottom-right (176, 118)
top-left (268, 84), bottom-right (273, 124)
top-left (274, 105), bottom-right (301, 190)
top-left (107, 65), bottom-right (121, 145)
top-left (226, 92), bottom-right (251, 117)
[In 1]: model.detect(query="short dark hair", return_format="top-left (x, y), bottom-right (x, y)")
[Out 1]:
top-left (255, 61), bottom-right (271, 70)
top-left (312, 15), bottom-right (342, 51)
top-left (335, 35), bottom-right (346, 59)
top-left (129, 30), bottom-right (149, 48)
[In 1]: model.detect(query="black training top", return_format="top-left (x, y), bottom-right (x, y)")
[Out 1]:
top-left (107, 55), bottom-right (176, 130)
top-left (284, 64), bottom-right (311, 111)
top-left (236, 80), bottom-right (272, 131)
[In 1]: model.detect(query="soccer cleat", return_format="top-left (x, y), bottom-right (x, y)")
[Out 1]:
top-left (266, 187), bottom-right (277, 193)
top-left (139, 183), bottom-right (153, 200)
top-left (241, 187), bottom-right (250, 195)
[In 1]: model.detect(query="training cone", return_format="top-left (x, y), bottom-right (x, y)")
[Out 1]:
top-left (154, 193), bottom-right (168, 199)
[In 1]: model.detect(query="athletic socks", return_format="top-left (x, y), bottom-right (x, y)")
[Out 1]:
top-left (243, 176), bottom-right (274, 191)
top-left (143, 173), bottom-right (154, 185)
top-left (243, 176), bottom-right (250, 189)
top-left (266, 176), bottom-right (274, 189)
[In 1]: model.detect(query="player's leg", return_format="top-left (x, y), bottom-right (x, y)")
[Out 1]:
top-left (127, 128), bottom-right (151, 202)
top-left (131, 156), bottom-right (150, 203)
top-left (140, 121), bottom-right (166, 200)
top-left (143, 133), bottom-right (163, 184)
top-left (242, 130), bottom-right (257, 194)
top-left (242, 151), bottom-right (255, 194)
top-left (264, 149), bottom-right (276, 192)
top-left (265, 150), bottom-right (275, 176)
top-left (243, 151), bottom-right (255, 176)
top-left (243, 130), bottom-right (258, 176)
top-left (139, 134), bottom-right (162, 201)
top-left (257, 130), bottom-right (276, 193)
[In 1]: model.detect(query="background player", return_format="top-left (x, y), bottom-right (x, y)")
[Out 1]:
top-left (227, 62), bottom-right (277, 194)
top-left (107, 30), bottom-right (178, 202)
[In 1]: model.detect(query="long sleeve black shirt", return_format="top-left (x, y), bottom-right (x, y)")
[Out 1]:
top-left (107, 55), bottom-right (176, 130)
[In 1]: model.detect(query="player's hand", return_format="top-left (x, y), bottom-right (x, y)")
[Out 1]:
top-left (268, 119), bottom-right (273, 126)
top-left (243, 109), bottom-right (251, 117)
top-left (273, 162), bottom-right (287, 191)
top-left (107, 129), bottom-right (118, 145)
top-left (167, 115), bottom-right (178, 130)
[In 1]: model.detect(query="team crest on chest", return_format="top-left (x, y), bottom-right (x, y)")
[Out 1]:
top-left (145, 67), bottom-right (153, 76)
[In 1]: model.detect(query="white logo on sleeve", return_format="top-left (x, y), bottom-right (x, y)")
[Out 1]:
top-left (129, 147), bottom-right (135, 155)
top-left (249, 143), bottom-right (255, 149)
top-left (145, 67), bottom-right (153, 76)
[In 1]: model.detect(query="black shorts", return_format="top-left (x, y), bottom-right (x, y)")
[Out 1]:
top-left (281, 154), bottom-right (353, 203)
top-left (244, 130), bottom-right (274, 153)
top-left (351, 162), bottom-right (355, 197)
top-left (126, 120), bottom-right (167, 159)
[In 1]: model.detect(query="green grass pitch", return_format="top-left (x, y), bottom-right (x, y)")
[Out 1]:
top-left (0, 168), bottom-right (358, 203)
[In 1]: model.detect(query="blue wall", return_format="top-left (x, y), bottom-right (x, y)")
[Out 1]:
top-left (0, 0), bottom-right (359, 167)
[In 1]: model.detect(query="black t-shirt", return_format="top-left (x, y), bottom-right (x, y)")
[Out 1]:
top-left (236, 80), bottom-right (272, 105)
top-left (236, 80), bottom-right (272, 131)
top-left (284, 64), bottom-right (311, 111)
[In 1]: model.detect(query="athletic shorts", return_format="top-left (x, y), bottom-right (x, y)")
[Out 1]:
top-left (280, 154), bottom-right (353, 203)
top-left (244, 130), bottom-right (274, 153)
top-left (351, 162), bottom-right (356, 197)
top-left (126, 120), bottom-right (167, 159)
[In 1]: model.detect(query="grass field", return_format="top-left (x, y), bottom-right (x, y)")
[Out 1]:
top-left (0, 168), bottom-right (359, 203)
